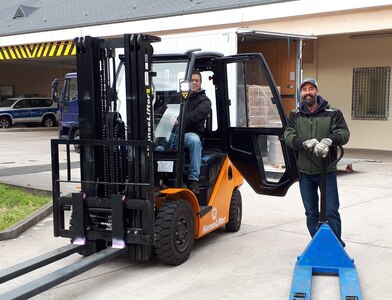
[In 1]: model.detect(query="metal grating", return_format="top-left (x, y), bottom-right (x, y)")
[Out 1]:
top-left (0, 85), bottom-right (14, 100)
top-left (352, 67), bottom-right (390, 120)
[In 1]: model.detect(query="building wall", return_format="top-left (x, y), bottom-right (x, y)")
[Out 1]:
top-left (1, 2), bottom-right (392, 150)
top-left (303, 34), bottom-right (392, 150)
top-left (248, 5), bottom-right (392, 37)
top-left (0, 62), bottom-right (74, 98)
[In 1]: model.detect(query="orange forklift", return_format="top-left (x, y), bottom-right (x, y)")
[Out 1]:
top-left (0, 34), bottom-right (298, 299)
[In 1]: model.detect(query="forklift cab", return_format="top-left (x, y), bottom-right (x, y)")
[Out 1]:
top-left (151, 50), bottom-right (298, 199)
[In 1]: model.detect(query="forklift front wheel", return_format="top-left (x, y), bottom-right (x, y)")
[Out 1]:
top-left (226, 189), bottom-right (242, 232)
top-left (154, 199), bottom-right (195, 266)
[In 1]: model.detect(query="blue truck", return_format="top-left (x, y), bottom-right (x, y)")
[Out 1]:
top-left (51, 72), bottom-right (80, 152)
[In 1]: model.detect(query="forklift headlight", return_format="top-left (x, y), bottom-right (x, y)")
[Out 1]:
top-left (180, 80), bottom-right (190, 100)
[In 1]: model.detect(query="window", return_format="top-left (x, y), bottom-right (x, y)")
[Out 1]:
top-left (227, 60), bottom-right (282, 128)
top-left (29, 98), bottom-right (51, 107)
top-left (352, 67), bottom-right (390, 120)
top-left (0, 85), bottom-right (15, 100)
top-left (226, 58), bottom-right (284, 183)
top-left (67, 78), bottom-right (78, 101)
top-left (44, 99), bottom-right (53, 107)
top-left (14, 99), bottom-right (29, 108)
top-left (30, 99), bottom-right (41, 107)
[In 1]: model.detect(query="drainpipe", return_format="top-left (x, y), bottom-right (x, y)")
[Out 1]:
top-left (295, 39), bottom-right (303, 107)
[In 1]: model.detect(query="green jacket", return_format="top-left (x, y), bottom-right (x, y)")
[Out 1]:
top-left (284, 96), bottom-right (350, 175)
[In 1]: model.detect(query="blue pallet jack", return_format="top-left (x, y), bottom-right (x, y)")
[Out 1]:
top-left (289, 147), bottom-right (362, 300)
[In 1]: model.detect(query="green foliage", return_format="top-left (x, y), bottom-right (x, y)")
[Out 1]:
top-left (0, 183), bottom-right (51, 231)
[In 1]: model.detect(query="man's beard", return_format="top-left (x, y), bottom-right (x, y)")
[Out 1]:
top-left (302, 95), bottom-right (316, 107)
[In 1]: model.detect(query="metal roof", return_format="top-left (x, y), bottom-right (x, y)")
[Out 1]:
top-left (0, 0), bottom-right (295, 37)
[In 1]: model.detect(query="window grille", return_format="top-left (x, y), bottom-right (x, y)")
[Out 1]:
top-left (352, 67), bottom-right (390, 120)
top-left (0, 85), bottom-right (15, 100)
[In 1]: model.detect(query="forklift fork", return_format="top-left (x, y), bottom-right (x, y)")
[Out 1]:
top-left (0, 244), bottom-right (126, 300)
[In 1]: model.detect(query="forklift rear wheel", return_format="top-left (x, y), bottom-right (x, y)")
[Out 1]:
top-left (154, 199), bottom-right (195, 266)
top-left (226, 189), bottom-right (242, 232)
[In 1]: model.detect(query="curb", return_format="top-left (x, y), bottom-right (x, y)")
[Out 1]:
top-left (0, 203), bottom-right (53, 241)
top-left (0, 185), bottom-right (53, 241)
top-left (0, 127), bottom-right (58, 133)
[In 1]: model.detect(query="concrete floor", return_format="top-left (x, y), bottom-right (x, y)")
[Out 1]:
top-left (0, 128), bottom-right (391, 299)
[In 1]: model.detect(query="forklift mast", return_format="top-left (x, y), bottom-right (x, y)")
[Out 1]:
top-left (76, 34), bottom-right (158, 198)
top-left (52, 34), bottom-right (161, 259)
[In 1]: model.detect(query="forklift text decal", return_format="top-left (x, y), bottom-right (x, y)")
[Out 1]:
top-left (202, 208), bottom-right (226, 234)
top-left (145, 53), bottom-right (153, 144)
top-left (146, 90), bottom-right (152, 143)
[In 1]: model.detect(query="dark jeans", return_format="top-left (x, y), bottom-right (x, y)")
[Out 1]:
top-left (299, 172), bottom-right (344, 245)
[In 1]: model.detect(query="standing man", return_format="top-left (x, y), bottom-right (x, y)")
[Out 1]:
top-left (184, 70), bottom-right (211, 194)
top-left (284, 78), bottom-right (350, 246)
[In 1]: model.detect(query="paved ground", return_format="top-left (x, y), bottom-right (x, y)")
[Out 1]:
top-left (0, 128), bottom-right (392, 299)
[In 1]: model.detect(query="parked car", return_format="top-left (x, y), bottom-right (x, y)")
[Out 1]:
top-left (0, 97), bottom-right (58, 128)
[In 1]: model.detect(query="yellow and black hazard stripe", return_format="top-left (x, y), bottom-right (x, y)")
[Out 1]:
top-left (0, 40), bottom-right (76, 60)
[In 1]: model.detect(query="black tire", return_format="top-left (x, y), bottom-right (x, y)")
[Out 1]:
top-left (42, 115), bottom-right (56, 127)
top-left (0, 116), bottom-right (11, 128)
top-left (226, 189), bottom-right (242, 232)
top-left (154, 200), bottom-right (195, 266)
top-left (73, 129), bottom-right (80, 153)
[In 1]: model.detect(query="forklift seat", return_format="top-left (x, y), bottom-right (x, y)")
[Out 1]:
top-left (183, 148), bottom-right (226, 205)
top-left (199, 151), bottom-right (226, 186)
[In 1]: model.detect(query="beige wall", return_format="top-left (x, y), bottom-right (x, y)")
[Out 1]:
top-left (303, 34), bottom-right (392, 150)
top-left (244, 6), bottom-right (392, 37)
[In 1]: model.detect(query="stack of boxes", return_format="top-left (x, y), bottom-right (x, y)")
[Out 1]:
top-left (246, 85), bottom-right (284, 167)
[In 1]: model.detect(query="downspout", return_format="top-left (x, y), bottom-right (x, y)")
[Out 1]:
top-left (295, 39), bottom-right (303, 107)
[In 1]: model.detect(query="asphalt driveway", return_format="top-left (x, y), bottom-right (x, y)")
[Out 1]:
top-left (0, 129), bottom-right (391, 299)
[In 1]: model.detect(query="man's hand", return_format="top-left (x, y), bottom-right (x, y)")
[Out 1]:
top-left (170, 116), bottom-right (178, 125)
top-left (314, 138), bottom-right (332, 158)
top-left (303, 138), bottom-right (319, 150)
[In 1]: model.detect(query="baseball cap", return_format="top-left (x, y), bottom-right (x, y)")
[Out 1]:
top-left (300, 78), bottom-right (318, 89)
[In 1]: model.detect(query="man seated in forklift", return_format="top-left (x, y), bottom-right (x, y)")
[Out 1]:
top-left (183, 70), bottom-right (212, 194)
top-left (154, 70), bottom-right (211, 194)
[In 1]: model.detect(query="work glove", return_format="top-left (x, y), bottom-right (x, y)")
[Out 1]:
top-left (303, 138), bottom-right (319, 151)
top-left (314, 138), bottom-right (332, 158)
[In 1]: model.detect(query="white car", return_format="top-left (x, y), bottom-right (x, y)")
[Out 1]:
top-left (0, 97), bottom-right (58, 128)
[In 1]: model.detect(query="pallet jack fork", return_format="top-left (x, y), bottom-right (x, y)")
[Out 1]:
top-left (0, 244), bottom-right (127, 300)
top-left (289, 147), bottom-right (362, 300)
